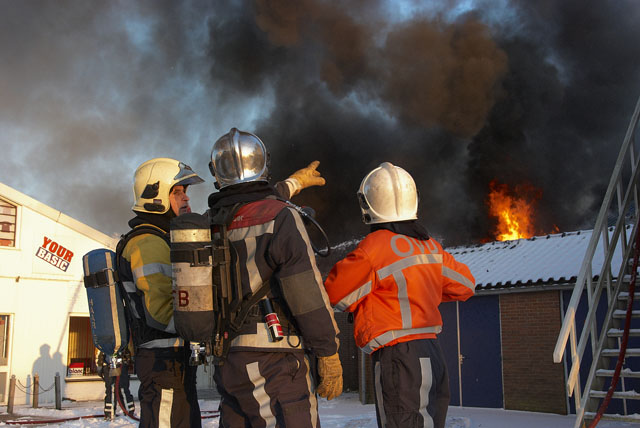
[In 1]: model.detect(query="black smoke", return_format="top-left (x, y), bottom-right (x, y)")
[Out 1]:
top-left (206, 0), bottom-right (640, 246)
top-left (2, 0), bottom-right (639, 247)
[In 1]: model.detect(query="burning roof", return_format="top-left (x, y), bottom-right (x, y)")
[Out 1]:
top-left (449, 225), bottom-right (632, 291)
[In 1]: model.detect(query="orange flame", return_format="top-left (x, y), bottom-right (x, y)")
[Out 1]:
top-left (487, 180), bottom-right (541, 241)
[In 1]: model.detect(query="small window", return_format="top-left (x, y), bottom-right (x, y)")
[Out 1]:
top-left (0, 315), bottom-right (9, 366)
top-left (67, 317), bottom-right (97, 376)
top-left (0, 315), bottom-right (11, 403)
top-left (0, 199), bottom-right (16, 247)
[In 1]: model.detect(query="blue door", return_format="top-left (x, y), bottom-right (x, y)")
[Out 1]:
top-left (440, 295), bottom-right (503, 408)
top-left (459, 295), bottom-right (503, 407)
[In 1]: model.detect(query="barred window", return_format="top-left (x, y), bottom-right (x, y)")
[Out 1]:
top-left (67, 317), bottom-right (97, 376)
top-left (0, 199), bottom-right (17, 247)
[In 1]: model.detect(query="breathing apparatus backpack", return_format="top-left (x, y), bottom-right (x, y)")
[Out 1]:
top-left (169, 205), bottom-right (254, 365)
top-left (169, 199), bottom-right (331, 365)
top-left (82, 249), bottom-right (130, 361)
top-left (169, 212), bottom-right (217, 363)
top-left (83, 225), bottom-right (169, 364)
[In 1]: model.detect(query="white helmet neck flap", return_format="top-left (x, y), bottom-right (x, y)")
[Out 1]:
top-left (132, 157), bottom-right (204, 214)
top-left (209, 128), bottom-right (269, 189)
top-left (357, 162), bottom-right (418, 224)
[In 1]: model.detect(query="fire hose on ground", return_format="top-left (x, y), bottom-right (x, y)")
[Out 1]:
top-left (587, 226), bottom-right (640, 428)
top-left (4, 375), bottom-right (220, 425)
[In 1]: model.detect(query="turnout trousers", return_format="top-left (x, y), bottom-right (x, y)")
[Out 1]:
top-left (136, 347), bottom-right (201, 428)
top-left (214, 350), bottom-right (320, 428)
top-left (104, 363), bottom-right (135, 417)
top-left (371, 338), bottom-right (450, 428)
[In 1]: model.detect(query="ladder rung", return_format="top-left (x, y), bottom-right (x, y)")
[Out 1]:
top-left (584, 411), bottom-right (640, 422)
top-left (613, 309), bottom-right (640, 318)
top-left (601, 348), bottom-right (640, 357)
top-left (622, 274), bottom-right (640, 283)
top-left (607, 328), bottom-right (640, 337)
top-left (618, 291), bottom-right (640, 301)
top-left (590, 390), bottom-right (640, 400)
top-left (596, 368), bottom-right (640, 378)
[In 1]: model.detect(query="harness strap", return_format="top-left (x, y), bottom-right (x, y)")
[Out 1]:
top-left (228, 281), bottom-right (271, 332)
top-left (83, 268), bottom-right (119, 288)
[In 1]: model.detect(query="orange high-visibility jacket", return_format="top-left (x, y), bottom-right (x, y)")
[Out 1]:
top-left (325, 229), bottom-right (475, 354)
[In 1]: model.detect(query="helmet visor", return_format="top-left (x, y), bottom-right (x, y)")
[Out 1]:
top-left (174, 162), bottom-right (204, 186)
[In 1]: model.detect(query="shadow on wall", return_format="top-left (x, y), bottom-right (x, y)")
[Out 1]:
top-left (27, 344), bottom-right (64, 405)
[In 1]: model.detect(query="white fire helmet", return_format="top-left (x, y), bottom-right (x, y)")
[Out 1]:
top-left (357, 162), bottom-right (418, 224)
top-left (209, 128), bottom-right (269, 189)
top-left (132, 157), bottom-right (204, 214)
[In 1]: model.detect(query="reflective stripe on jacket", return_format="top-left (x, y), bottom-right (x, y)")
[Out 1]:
top-left (324, 229), bottom-right (475, 354)
top-left (120, 223), bottom-right (183, 348)
top-left (221, 197), bottom-right (340, 356)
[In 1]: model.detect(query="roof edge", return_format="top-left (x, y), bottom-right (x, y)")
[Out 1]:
top-left (0, 182), bottom-right (117, 249)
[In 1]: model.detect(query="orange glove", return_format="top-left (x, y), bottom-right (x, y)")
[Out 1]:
top-left (285, 161), bottom-right (326, 197)
top-left (316, 353), bottom-right (343, 400)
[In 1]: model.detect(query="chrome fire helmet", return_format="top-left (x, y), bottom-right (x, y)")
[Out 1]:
top-left (357, 162), bottom-right (418, 224)
top-left (209, 128), bottom-right (269, 189)
top-left (132, 157), bottom-right (204, 214)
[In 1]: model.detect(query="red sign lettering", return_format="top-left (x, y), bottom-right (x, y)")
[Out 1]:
top-left (36, 236), bottom-right (74, 271)
top-left (178, 290), bottom-right (189, 307)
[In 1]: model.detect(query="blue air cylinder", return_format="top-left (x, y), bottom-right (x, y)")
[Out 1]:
top-left (83, 249), bottom-right (130, 356)
top-left (170, 212), bottom-right (215, 343)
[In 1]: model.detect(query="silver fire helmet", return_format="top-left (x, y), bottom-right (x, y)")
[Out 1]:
top-left (357, 162), bottom-right (418, 224)
top-left (209, 128), bottom-right (269, 189)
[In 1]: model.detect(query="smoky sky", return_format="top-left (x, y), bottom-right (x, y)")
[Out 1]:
top-left (1, 0), bottom-right (640, 247)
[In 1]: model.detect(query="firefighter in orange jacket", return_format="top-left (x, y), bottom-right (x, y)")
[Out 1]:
top-left (324, 162), bottom-right (475, 428)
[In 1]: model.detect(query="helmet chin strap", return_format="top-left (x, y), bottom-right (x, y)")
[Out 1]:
top-left (209, 161), bottom-right (222, 190)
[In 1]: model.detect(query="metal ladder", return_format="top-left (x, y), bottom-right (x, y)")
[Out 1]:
top-left (554, 95), bottom-right (640, 427)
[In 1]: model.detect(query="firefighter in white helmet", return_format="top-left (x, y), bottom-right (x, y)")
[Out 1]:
top-left (208, 128), bottom-right (343, 428)
top-left (324, 162), bottom-right (476, 428)
top-left (118, 157), bottom-right (204, 428)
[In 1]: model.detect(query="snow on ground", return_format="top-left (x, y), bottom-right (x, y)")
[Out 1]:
top-left (1, 393), bottom-right (637, 427)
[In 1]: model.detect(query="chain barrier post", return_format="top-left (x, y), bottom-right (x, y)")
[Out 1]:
top-left (32, 373), bottom-right (39, 408)
top-left (55, 372), bottom-right (62, 410)
top-left (7, 375), bottom-right (16, 414)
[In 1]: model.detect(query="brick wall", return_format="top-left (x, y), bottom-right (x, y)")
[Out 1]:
top-left (500, 290), bottom-right (567, 414)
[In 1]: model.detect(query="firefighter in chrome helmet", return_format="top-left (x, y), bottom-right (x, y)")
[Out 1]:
top-left (207, 128), bottom-right (343, 428)
top-left (209, 128), bottom-right (268, 189)
top-left (325, 162), bottom-right (476, 428)
top-left (209, 127), bottom-right (325, 196)
top-left (122, 157), bottom-right (204, 427)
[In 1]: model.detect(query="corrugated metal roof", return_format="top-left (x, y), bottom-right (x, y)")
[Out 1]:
top-left (449, 226), bottom-right (632, 291)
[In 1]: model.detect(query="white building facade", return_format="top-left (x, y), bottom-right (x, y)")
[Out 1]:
top-left (0, 182), bottom-right (127, 404)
